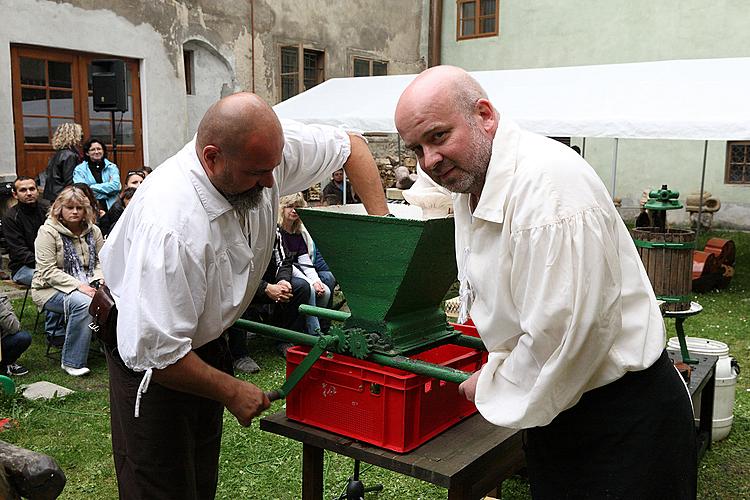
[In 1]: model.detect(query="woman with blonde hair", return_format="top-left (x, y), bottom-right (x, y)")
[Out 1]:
top-left (43, 122), bottom-right (83, 202)
top-left (278, 192), bottom-right (334, 334)
top-left (32, 186), bottom-right (104, 376)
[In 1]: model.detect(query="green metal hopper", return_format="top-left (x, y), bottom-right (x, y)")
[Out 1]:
top-left (297, 204), bottom-right (458, 355)
top-left (234, 204), bottom-right (485, 401)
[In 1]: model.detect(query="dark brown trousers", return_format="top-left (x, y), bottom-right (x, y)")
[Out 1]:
top-left (105, 337), bottom-right (233, 500)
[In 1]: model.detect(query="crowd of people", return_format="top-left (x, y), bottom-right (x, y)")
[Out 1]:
top-left (1, 122), bottom-right (341, 379)
top-left (0, 123), bottom-right (152, 377)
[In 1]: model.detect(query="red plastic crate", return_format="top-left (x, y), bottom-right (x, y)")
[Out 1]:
top-left (285, 343), bottom-right (482, 453)
top-left (450, 319), bottom-right (479, 337)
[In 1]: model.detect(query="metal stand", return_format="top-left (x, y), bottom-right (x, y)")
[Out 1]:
top-left (336, 460), bottom-right (383, 500)
top-left (110, 111), bottom-right (118, 165)
top-left (663, 301), bottom-right (703, 365)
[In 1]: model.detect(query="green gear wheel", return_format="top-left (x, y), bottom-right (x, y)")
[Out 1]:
top-left (346, 329), bottom-right (373, 359)
top-left (329, 326), bottom-right (349, 353)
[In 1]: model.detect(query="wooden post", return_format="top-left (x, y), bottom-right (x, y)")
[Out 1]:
top-left (0, 440), bottom-right (66, 499)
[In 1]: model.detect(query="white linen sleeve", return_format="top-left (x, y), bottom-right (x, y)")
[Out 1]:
top-left (291, 264), bottom-right (311, 283)
top-left (474, 207), bottom-right (623, 428)
top-left (275, 119), bottom-right (352, 196)
top-left (114, 223), bottom-right (207, 372)
top-left (296, 253), bottom-right (320, 282)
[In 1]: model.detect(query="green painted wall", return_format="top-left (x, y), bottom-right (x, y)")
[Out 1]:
top-left (440, 0), bottom-right (750, 228)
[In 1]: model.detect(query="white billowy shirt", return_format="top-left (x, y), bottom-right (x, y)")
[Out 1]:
top-left (101, 119), bottom-right (351, 380)
top-left (453, 119), bottom-right (665, 429)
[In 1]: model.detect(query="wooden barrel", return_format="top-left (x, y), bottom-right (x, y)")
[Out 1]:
top-left (632, 227), bottom-right (695, 312)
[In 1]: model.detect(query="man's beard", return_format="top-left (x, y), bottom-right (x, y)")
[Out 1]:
top-left (225, 185), bottom-right (265, 212)
top-left (433, 122), bottom-right (491, 194)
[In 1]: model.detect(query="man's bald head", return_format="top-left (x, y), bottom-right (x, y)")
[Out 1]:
top-left (394, 66), bottom-right (496, 197)
top-left (196, 92), bottom-right (283, 164)
top-left (396, 65), bottom-right (489, 125)
top-left (195, 92), bottom-right (285, 209)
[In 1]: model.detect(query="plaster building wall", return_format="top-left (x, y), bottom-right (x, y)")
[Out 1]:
top-left (439, 0), bottom-right (750, 228)
top-left (251, 0), bottom-right (427, 104)
top-left (183, 39), bottom-right (237, 137)
top-left (2, 0), bottom-right (426, 181)
top-left (1, 0), bottom-right (253, 178)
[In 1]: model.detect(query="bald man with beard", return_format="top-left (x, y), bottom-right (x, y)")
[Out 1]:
top-left (100, 92), bottom-right (388, 499)
top-left (395, 66), bottom-right (696, 499)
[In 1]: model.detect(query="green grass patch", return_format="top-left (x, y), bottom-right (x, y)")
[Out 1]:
top-left (1, 229), bottom-right (748, 499)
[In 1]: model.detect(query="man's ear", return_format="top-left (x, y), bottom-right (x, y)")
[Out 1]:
top-left (202, 145), bottom-right (221, 173)
top-left (475, 98), bottom-right (496, 134)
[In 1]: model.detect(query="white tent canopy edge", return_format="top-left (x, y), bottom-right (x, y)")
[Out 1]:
top-left (273, 57), bottom-right (750, 141)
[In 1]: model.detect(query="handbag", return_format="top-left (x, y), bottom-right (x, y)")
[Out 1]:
top-left (88, 284), bottom-right (118, 346)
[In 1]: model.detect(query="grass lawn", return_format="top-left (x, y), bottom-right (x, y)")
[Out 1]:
top-left (0, 228), bottom-right (747, 499)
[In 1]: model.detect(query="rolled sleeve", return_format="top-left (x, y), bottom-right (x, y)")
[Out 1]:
top-left (475, 207), bottom-right (623, 428)
top-left (275, 119), bottom-right (351, 196)
top-left (111, 223), bottom-right (206, 372)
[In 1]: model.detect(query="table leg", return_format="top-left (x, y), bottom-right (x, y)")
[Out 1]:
top-left (675, 318), bottom-right (698, 365)
top-left (696, 368), bottom-right (716, 457)
top-left (447, 482), bottom-right (474, 500)
top-left (302, 443), bottom-right (324, 500)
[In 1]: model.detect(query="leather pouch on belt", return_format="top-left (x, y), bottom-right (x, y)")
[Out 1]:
top-left (88, 284), bottom-right (118, 346)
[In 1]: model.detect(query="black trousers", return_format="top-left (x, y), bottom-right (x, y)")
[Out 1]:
top-left (524, 350), bottom-right (697, 500)
top-left (105, 336), bottom-right (233, 500)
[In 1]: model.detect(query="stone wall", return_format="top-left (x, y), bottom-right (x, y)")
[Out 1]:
top-left (364, 134), bottom-right (418, 189)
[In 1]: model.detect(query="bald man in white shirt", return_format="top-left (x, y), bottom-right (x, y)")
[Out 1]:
top-left (101, 93), bottom-right (389, 500)
top-left (395, 66), bottom-right (696, 499)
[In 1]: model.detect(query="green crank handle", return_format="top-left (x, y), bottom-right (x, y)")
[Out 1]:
top-left (265, 390), bottom-right (283, 402)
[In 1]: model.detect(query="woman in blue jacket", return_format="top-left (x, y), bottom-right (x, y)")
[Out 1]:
top-left (73, 139), bottom-right (121, 210)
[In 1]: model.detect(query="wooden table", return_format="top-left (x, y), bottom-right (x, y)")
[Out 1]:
top-left (666, 350), bottom-right (718, 459)
top-left (262, 352), bottom-right (716, 499)
top-left (260, 411), bottom-right (524, 500)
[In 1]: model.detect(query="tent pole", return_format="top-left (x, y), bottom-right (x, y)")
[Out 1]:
top-left (581, 137), bottom-right (586, 158)
top-left (610, 138), bottom-right (619, 198)
top-left (695, 140), bottom-right (709, 242)
top-left (397, 134), bottom-right (403, 169)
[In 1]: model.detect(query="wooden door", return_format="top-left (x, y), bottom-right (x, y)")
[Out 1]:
top-left (10, 45), bottom-right (143, 181)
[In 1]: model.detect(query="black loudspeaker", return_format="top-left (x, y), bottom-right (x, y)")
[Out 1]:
top-left (91, 59), bottom-right (128, 112)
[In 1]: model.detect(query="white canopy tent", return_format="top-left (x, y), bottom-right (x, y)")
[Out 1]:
top-left (273, 57), bottom-right (750, 141)
top-left (274, 57), bottom-right (750, 233)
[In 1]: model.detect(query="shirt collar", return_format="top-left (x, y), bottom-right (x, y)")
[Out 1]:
top-left (184, 138), bottom-right (234, 221)
top-left (468, 118), bottom-right (522, 224)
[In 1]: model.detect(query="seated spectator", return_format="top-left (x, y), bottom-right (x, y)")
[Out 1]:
top-left (73, 182), bottom-right (105, 220)
top-left (0, 293), bottom-right (31, 377)
top-left (98, 187), bottom-right (136, 237)
top-left (42, 123), bottom-right (82, 202)
top-left (239, 226), bottom-right (313, 358)
top-left (226, 325), bottom-right (261, 373)
top-left (299, 223), bottom-right (337, 333)
top-left (2, 176), bottom-right (65, 343)
top-left (3, 177), bottom-right (49, 286)
top-left (73, 139), bottom-right (121, 210)
top-left (322, 168), bottom-right (358, 205)
top-left (124, 170), bottom-right (145, 189)
top-left (278, 193), bottom-right (331, 335)
top-left (32, 186), bottom-right (104, 377)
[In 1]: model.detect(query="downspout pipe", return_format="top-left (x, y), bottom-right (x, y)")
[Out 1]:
top-left (250, 0), bottom-right (255, 93)
top-left (428, 0), bottom-right (442, 67)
